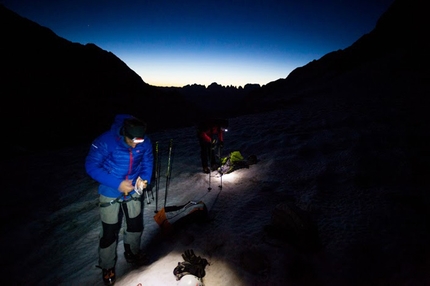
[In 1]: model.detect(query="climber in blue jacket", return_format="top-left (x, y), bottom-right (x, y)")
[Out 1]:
top-left (85, 114), bottom-right (153, 286)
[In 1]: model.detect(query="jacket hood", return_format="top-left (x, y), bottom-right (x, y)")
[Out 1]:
top-left (110, 114), bottom-right (134, 137)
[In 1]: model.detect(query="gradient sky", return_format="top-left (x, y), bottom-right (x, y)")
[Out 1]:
top-left (2, 0), bottom-right (393, 87)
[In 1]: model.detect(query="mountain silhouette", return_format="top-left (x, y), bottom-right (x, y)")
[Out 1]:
top-left (0, 4), bottom-right (196, 154)
top-left (242, 0), bottom-right (429, 113)
top-left (1, 0), bottom-right (428, 158)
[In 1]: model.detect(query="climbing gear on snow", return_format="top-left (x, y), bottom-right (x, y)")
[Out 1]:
top-left (174, 249), bottom-right (209, 280)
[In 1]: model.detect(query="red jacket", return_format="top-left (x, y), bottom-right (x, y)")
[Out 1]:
top-left (199, 126), bottom-right (224, 143)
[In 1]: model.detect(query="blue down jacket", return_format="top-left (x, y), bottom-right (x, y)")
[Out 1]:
top-left (85, 114), bottom-right (154, 198)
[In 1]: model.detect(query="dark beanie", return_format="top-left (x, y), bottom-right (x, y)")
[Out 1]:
top-left (123, 118), bottom-right (146, 139)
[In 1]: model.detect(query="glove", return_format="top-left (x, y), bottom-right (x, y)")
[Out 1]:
top-left (182, 249), bottom-right (209, 268)
top-left (212, 137), bottom-right (219, 146)
top-left (173, 261), bottom-right (206, 280)
top-left (176, 249), bottom-right (209, 279)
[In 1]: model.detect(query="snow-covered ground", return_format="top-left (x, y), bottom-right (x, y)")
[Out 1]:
top-left (1, 75), bottom-right (429, 285)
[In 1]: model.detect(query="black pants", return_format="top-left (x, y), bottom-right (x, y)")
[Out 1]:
top-left (199, 140), bottom-right (216, 168)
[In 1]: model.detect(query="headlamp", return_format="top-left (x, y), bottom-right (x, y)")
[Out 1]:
top-left (132, 138), bottom-right (144, 143)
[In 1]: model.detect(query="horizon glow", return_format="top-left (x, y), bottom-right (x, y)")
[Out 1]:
top-left (2, 0), bottom-right (394, 87)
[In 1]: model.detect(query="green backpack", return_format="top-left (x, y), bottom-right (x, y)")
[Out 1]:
top-left (219, 151), bottom-right (245, 174)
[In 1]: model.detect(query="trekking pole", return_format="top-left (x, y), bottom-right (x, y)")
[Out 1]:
top-left (164, 139), bottom-right (173, 207)
top-left (208, 171), bottom-right (212, 191)
top-left (154, 141), bottom-right (160, 213)
top-left (144, 185), bottom-right (150, 204)
top-left (208, 143), bottom-right (212, 191)
top-left (218, 144), bottom-right (223, 190)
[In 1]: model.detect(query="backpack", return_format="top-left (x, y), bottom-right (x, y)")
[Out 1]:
top-left (153, 201), bottom-right (208, 235)
top-left (218, 151), bottom-right (257, 174)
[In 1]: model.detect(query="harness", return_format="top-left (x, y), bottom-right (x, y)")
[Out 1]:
top-left (99, 194), bottom-right (141, 208)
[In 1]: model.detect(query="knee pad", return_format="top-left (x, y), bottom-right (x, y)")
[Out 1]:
top-left (100, 222), bottom-right (120, 248)
top-left (122, 201), bottom-right (143, 232)
top-left (127, 214), bottom-right (143, 233)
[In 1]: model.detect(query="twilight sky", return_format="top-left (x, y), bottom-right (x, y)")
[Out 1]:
top-left (2, 0), bottom-right (393, 87)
